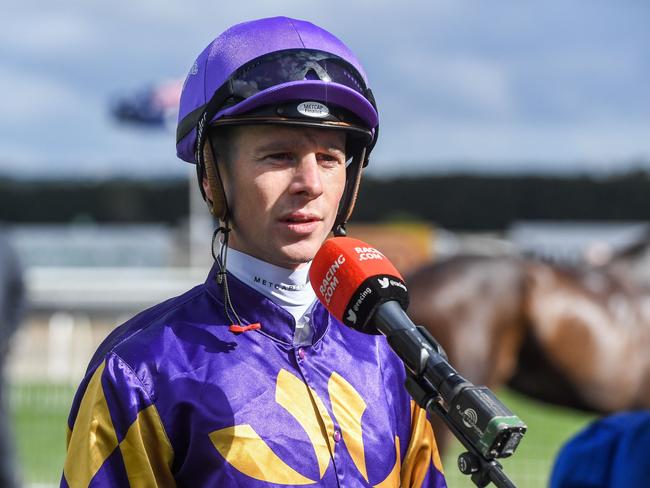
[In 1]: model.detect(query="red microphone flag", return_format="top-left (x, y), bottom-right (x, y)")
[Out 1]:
top-left (309, 237), bottom-right (409, 331)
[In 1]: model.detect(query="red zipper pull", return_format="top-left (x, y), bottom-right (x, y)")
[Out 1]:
top-left (229, 323), bottom-right (262, 334)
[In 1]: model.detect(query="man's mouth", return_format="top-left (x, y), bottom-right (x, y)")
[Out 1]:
top-left (280, 213), bottom-right (321, 224)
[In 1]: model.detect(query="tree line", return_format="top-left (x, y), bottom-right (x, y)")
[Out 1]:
top-left (2, 171), bottom-right (650, 230)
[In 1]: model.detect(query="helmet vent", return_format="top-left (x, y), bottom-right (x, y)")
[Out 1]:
top-left (304, 68), bottom-right (320, 81)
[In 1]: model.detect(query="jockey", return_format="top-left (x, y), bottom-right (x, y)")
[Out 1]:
top-left (62, 16), bottom-right (447, 487)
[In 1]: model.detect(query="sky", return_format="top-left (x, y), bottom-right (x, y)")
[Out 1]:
top-left (1, 0), bottom-right (649, 178)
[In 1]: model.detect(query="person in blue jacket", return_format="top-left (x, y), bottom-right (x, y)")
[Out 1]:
top-left (550, 411), bottom-right (650, 488)
top-left (62, 16), bottom-right (447, 487)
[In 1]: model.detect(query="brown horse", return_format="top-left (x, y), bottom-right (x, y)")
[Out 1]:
top-left (517, 259), bottom-right (650, 411)
top-left (408, 255), bottom-right (528, 393)
top-left (406, 246), bottom-right (650, 451)
top-left (407, 255), bottom-right (529, 452)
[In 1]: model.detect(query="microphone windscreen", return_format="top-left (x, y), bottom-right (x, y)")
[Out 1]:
top-left (310, 237), bottom-right (409, 332)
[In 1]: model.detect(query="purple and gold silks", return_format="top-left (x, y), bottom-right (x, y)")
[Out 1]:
top-left (62, 263), bottom-right (447, 487)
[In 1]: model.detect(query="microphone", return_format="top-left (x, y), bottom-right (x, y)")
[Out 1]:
top-left (310, 237), bottom-right (526, 466)
top-left (308, 236), bottom-right (408, 332)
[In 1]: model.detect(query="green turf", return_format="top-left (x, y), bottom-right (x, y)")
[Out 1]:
top-left (11, 383), bottom-right (597, 486)
top-left (12, 383), bottom-right (75, 485)
top-left (442, 389), bottom-right (597, 487)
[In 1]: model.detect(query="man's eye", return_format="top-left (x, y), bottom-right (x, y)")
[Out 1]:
top-left (267, 153), bottom-right (292, 161)
top-left (319, 154), bottom-right (344, 167)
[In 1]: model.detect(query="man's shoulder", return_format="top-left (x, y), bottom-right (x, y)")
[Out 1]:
top-left (87, 281), bottom-right (227, 373)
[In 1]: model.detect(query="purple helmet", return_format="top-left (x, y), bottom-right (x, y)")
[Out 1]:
top-left (176, 17), bottom-right (379, 232)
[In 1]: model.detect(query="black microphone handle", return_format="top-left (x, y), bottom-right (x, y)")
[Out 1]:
top-left (371, 300), bottom-right (469, 399)
top-left (370, 300), bottom-right (523, 488)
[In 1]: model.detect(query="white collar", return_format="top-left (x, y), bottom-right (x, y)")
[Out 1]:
top-left (225, 247), bottom-right (317, 325)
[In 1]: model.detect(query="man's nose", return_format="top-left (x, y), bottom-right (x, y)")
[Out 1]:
top-left (291, 154), bottom-right (323, 197)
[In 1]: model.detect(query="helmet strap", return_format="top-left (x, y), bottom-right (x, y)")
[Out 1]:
top-left (210, 221), bottom-right (244, 327)
top-left (333, 146), bottom-right (366, 236)
top-left (202, 136), bottom-right (231, 222)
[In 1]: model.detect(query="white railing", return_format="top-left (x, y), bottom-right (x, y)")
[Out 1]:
top-left (25, 266), bottom-right (207, 312)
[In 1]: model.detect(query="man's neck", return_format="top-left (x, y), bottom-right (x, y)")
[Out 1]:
top-left (224, 248), bottom-right (317, 344)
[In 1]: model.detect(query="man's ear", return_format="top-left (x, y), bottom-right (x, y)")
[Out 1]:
top-left (202, 141), bottom-right (228, 218)
top-left (202, 175), bottom-right (212, 203)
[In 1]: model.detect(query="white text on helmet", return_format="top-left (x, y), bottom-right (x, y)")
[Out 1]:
top-left (297, 101), bottom-right (330, 118)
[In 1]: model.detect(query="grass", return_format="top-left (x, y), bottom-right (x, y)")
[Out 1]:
top-left (11, 383), bottom-right (597, 487)
top-left (442, 389), bottom-right (597, 487)
top-left (12, 383), bottom-right (75, 485)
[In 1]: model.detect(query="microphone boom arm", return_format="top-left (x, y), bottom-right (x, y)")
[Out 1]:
top-left (374, 301), bottom-right (526, 488)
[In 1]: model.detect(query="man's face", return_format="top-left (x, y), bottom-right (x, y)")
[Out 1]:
top-left (209, 125), bottom-right (347, 269)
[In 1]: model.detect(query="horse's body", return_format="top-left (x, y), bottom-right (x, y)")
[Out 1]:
top-left (521, 260), bottom-right (650, 411)
top-left (408, 256), bottom-right (527, 391)
top-left (407, 256), bottom-right (528, 452)
top-left (406, 245), bottom-right (650, 451)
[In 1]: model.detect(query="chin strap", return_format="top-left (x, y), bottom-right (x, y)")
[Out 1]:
top-left (211, 222), bottom-right (244, 328)
top-left (333, 146), bottom-right (366, 237)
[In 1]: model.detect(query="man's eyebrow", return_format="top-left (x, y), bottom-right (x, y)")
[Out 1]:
top-left (253, 140), bottom-right (346, 154)
top-left (326, 145), bottom-right (346, 154)
top-left (253, 141), bottom-right (293, 154)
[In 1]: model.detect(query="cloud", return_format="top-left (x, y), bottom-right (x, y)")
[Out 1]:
top-left (0, 5), bottom-right (97, 56)
top-left (0, 65), bottom-right (85, 123)
top-left (372, 119), bottom-right (650, 175)
top-left (2, 0), bottom-right (650, 177)
top-left (387, 53), bottom-right (515, 121)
